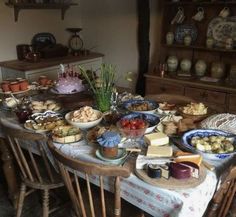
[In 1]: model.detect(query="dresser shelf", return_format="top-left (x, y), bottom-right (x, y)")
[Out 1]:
top-left (165, 1), bottom-right (236, 6)
top-left (5, 2), bottom-right (78, 22)
top-left (163, 44), bottom-right (236, 53)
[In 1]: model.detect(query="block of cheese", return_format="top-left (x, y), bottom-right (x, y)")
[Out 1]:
top-left (144, 132), bottom-right (169, 146)
top-left (146, 145), bottom-right (173, 157)
top-left (174, 151), bottom-right (202, 166)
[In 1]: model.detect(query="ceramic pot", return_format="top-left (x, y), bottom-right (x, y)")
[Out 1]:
top-left (206, 37), bottom-right (214, 48)
top-left (166, 32), bottom-right (174, 45)
top-left (167, 56), bottom-right (178, 72)
top-left (9, 82), bottom-right (20, 92)
top-left (211, 62), bottom-right (225, 79)
top-left (180, 59), bottom-right (192, 72)
top-left (195, 60), bottom-right (207, 77)
top-left (1, 81), bottom-right (10, 92)
top-left (225, 38), bottom-right (233, 50)
top-left (184, 35), bottom-right (192, 46)
top-left (19, 79), bottom-right (29, 91)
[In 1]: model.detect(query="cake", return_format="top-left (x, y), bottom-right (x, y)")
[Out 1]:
top-left (97, 131), bottom-right (121, 158)
top-left (55, 65), bottom-right (84, 94)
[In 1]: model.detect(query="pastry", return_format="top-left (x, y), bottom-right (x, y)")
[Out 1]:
top-left (52, 125), bottom-right (82, 144)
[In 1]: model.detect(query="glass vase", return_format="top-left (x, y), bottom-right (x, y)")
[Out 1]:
top-left (95, 92), bottom-right (112, 112)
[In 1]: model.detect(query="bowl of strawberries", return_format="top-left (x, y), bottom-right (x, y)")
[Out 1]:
top-left (117, 118), bottom-right (149, 148)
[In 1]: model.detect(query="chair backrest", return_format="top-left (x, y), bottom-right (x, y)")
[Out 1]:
top-left (48, 140), bottom-right (131, 217)
top-left (2, 122), bottom-right (57, 185)
top-left (205, 165), bottom-right (236, 217)
top-left (145, 94), bottom-right (196, 105)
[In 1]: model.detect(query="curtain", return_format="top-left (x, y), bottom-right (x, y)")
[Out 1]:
top-left (135, 0), bottom-right (150, 95)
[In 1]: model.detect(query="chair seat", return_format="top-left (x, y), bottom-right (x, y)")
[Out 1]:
top-left (21, 157), bottom-right (64, 190)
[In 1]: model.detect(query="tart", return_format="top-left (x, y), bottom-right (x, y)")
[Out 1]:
top-left (52, 125), bottom-right (82, 144)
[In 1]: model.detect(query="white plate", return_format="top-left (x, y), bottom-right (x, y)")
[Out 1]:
top-left (95, 148), bottom-right (127, 163)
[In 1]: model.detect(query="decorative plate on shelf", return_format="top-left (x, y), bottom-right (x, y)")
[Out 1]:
top-left (207, 16), bottom-right (236, 48)
top-left (174, 24), bottom-right (198, 43)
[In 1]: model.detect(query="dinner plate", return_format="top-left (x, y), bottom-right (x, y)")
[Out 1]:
top-left (24, 124), bottom-right (49, 133)
top-left (95, 148), bottom-right (127, 163)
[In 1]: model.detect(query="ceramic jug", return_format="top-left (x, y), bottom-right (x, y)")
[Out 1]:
top-left (211, 62), bottom-right (225, 79)
top-left (166, 32), bottom-right (175, 45)
top-left (180, 59), bottom-right (192, 72)
top-left (206, 37), bottom-right (214, 49)
top-left (195, 60), bottom-right (207, 76)
top-left (184, 35), bottom-right (192, 46)
top-left (167, 56), bottom-right (178, 72)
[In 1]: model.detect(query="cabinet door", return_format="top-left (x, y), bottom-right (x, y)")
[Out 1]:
top-left (185, 87), bottom-right (227, 112)
top-left (229, 94), bottom-right (236, 112)
top-left (26, 68), bottom-right (58, 82)
top-left (185, 87), bottom-right (226, 105)
top-left (72, 58), bottom-right (103, 72)
top-left (145, 78), bottom-right (184, 95)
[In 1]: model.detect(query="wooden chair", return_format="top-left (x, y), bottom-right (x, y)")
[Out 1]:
top-left (205, 165), bottom-right (236, 217)
top-left (145, 93), bottom-right (196, 105)
top-left (48, 141), bottom-right (145, 217)
top-left (1, 123), bottom-right (64, 217)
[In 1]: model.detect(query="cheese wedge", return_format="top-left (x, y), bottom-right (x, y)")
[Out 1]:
top-left (174, 151), bottom-right (202, 166)
top-left (144, 132), bottom-right (169, 146)
top-left (146, 145), bottom-right (173, 157)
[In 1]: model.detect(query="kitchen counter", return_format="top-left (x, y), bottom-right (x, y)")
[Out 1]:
top-left (0, 53), bottom-right (104, 72)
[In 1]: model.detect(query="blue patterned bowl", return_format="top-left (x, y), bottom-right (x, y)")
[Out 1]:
top-left (182, 129), bottom-right (236, 160)
top-left (120, 112), bottom-right (160, 134)
top-left (122, 99), bottom-right (158, 114)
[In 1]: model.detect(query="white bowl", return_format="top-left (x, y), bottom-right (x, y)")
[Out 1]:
top-left (65, 110), bottom-right (103, 130)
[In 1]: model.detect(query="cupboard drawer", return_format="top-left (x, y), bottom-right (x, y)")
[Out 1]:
top-left (229, 94), bottom-right (236, 111)
top-left (145, 78), bottom-right (184, 95)
top-left (185, 87), bottom-right (226, 105)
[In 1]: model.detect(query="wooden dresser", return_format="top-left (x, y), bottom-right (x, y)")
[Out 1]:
top-left (145, 73), bottom-right (236, 113)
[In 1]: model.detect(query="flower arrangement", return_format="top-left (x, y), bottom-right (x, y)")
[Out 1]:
top-left (79, 63), bottom-right (116, 112)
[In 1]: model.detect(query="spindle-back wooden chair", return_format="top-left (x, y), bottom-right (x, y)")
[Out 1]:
top-left (1, 123), bottom-right (64, 217)
top-left (48, 140), bottom-right (144, 217)
top-left (205, 165), bottom-right (236, 217)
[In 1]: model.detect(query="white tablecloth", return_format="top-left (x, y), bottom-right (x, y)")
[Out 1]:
top-left (0, 112), bottom-right (218, 217)
top-left (54, 141), bottom-right (218, 217)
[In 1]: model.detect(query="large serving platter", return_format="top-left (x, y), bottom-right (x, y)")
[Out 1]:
top-left (135, 164), bottom-right (206, 189)
top-left (207, 16), bottom-right (236, 48)
top-left (0, 87), bottom-right (30, 95)
top-left (50, 87), bottom-right (83, 95)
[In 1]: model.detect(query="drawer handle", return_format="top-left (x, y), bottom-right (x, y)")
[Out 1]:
top-left (160, 87), bottom-right (166, 92)
top-left (200, 92), bottom-right (208, 99)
